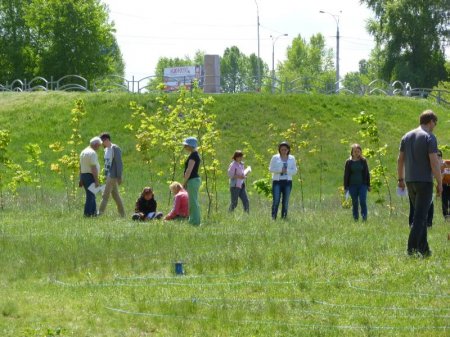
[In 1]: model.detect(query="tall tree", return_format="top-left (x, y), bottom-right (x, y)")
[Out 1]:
top-left (278, 33), bottom-right (334, 93)
top-left (361, 0), bottom-right (449, 87)
top-left (0, 0), bottom-right (34, 82)
top-left (23, 0), bottom-right (123, 84)
top-left (220, 46), bottom-right (249, 93)
top-left (0, 0), bottom-right (123, 85)
top-left (220, 46), bottom-right (268, 92)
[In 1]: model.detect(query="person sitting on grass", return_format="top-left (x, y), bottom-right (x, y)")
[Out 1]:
top-left (164, 182), bottom-right (189, 221)
top-left (132, 187), bottom-right (163, 221)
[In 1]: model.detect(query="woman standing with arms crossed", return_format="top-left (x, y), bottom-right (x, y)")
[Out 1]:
top-left (182, 137), bottom-right (201, 225)
top-left (343, 144), bottom-right (371, 221)
top-left (269, 141), bottom-right (298, 219)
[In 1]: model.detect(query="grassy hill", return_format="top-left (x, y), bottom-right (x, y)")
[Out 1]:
top-left (0, 91), bottom-right (448, 208)
top-left (0, 92), bottom-right (449, 336)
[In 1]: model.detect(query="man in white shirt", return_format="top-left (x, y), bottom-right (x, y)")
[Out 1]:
top-left (79, 137), bottom-right (102, 217)
top-left (98, 132), bottom-right (125, 217)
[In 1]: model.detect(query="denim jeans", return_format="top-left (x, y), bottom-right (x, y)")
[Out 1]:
top-left (272, 180), bottom-right (292, 219)
top-left (80, 173), bottom-right (96, 217)
top-left (441, 184), bottom-right (450, 217)
top-left (348, 184), bottom-right (368, 220)
top-left (406, 182), bottom-right (432, 255)
top-left (229, 183), bottom-right (249, 212)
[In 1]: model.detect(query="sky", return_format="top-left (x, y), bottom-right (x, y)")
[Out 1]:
top-left (102, 0), bottom-right (376, 81)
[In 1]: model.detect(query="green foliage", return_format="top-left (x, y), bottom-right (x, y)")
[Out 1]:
top-left (353, 111), bottom-right (393, 210)
top-left (128, 83), bottom-right (220, 215)
top-left (252, 177), bottom-right (272, 198)
top-left (0, 129), bottom-right (30, 208)
top-left (0, 0), bottom-right (123, 84)
top-left (362, 0), bottom-right (449, 87)
top-left (49, 99), bottom-right (86, 209)
top-left (220, 46), bottom-right (268, 92)
top-left (25, 143), bottom-right (45, 201)
top-left (278, 34), bottom-right (335, 92)
top-left (0, 0), bottom-right (34, 82)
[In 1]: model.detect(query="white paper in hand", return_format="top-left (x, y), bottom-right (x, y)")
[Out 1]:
top-left (88, 183), bottom-right (105, 195)
top-left (244, 166), bottom-right (252, 176)
top-left (396, 186), bottom-right (408, 197)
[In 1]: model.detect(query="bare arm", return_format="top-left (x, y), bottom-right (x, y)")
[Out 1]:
top-left (183, 159), bottom-right (195, 187)
top-left (429, 152), bottom-right (443, 196)
top-left (91, 165), bottom-right (99, 187)
top-left (397, 151), bottom-right (406, 189)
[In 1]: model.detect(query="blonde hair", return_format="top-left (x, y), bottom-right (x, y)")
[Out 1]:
top-left (169, 182), bottom-right (183, 193)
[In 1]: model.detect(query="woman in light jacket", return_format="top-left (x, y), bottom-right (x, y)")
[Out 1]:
top-left (269, 141), bottom-right (298, 219)
top-left (227, 150), bottom-right (249, 212)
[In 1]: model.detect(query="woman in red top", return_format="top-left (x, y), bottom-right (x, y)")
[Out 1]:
top-left (164, 182), bottom-right (189, 220)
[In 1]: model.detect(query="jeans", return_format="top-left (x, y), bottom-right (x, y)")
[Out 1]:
top-left (409, 198), bottom-right (433, 227)
top-left (187, 177), bottom-right (201, 225)
top-left (441, 184), bottom-right (450, 217)
top-left (271, 180), bottom-right (292, 219)
top-left (80, 173), bottom-right (96, 217)
top-left (99, 176), bottom-right (125, 217)
top-left (406, 182), bottom-right (432, 255)
top-left (229, 184), bottom-right (249, 212)
top-left (348, 184), bottom-right (368, 220)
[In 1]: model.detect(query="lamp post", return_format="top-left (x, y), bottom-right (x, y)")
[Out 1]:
top-left (320, 10), bottom-right (341, 93)
top-left (271, 33), bottom-right (288, 93)
top-left (254, 0), bottom-right (261, 91)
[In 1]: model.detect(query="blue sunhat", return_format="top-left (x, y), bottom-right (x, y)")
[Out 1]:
top-left (182, 137), bottom-right (198, 149)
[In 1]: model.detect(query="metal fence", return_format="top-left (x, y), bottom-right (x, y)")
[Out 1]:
top-left (1, 74), bottom-right (449, 107)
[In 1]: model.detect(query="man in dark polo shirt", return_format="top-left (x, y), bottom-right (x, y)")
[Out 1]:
top-left (397, 110), bottom-right (442, 257)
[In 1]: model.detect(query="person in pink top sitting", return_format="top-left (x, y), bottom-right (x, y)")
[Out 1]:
top-left (164, 182), bottom-right (189, 220)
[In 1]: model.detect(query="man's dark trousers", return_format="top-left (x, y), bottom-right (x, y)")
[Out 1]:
top-left (406, 182), bottom-right (432, 255)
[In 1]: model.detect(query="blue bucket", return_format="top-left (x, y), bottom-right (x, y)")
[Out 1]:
top-left (174, 261), bottom-right (184, 275)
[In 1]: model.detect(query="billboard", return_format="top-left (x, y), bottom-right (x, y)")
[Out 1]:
top-left (163, 66), bottom-right (203, 92)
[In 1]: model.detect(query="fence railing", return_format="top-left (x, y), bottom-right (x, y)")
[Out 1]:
top-left (1, 74), bottom-right (449, 107)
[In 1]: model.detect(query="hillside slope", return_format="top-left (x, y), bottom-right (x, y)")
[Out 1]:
top-left (0, 91), bottom-right (448, 206)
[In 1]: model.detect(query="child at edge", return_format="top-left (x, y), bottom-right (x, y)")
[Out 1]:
top-left (164, 182), bottom-right (189, 220)
top-left (132, 187), bottom-right (163, 221)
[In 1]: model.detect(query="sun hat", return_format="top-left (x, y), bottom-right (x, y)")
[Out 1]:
top-left (182, 137), bottom-right (198, 149)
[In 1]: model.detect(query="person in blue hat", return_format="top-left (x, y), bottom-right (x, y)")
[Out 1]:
top-left (182, 137), bottom-right (201, 225)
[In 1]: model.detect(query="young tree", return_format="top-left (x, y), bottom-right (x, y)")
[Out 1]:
top-left (0, 130), bottom-right (30, 209)
top-left (353, 111), bottom-right (393, 214)
top-left (362, 0), bottom-right (449, 87)
top-left (49, 99), bottom-right (86, 210)
top-left (128, 83), bottom-right (220, 215)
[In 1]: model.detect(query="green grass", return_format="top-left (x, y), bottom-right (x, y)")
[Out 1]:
top-left (0, 92), bottom-right (449, 336)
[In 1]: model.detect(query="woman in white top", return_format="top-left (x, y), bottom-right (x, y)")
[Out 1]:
top-left (269, 141), bottom-right (298, 219)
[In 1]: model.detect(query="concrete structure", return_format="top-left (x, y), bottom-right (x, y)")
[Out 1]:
top-left (203, 55), bottom-right (221, 93)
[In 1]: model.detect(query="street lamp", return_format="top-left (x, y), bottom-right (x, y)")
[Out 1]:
top-left (320, 10), bottom-right (341, 93)
top-left (271, 33), bottom-right (288, 93)
top-left (254, 0), bottom-right (261, 91)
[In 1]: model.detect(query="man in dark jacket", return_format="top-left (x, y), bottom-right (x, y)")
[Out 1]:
top-left (98, 132), bottom-right (125, 217)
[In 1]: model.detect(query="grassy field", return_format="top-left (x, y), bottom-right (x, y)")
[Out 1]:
top-left (0, 92), bottom-right (449, 336)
